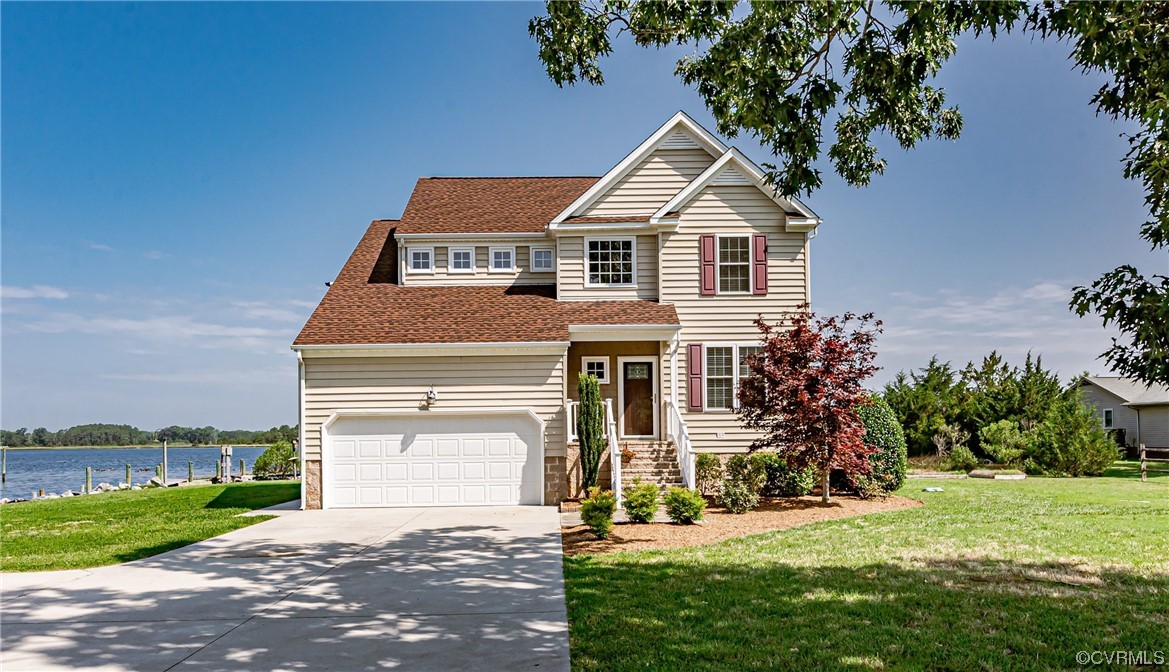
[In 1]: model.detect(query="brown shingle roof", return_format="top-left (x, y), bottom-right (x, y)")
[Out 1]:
top-left (294, 220), bottom-right (679, 346)
top-left (395, 177), bottom-right (599, 235)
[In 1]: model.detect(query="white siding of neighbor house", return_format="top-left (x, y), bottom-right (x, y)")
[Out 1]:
top-left (301, 353), bottom-right (567, 461)
top-left (402, 244), bottom-right (557, 286)
top-left (658, 184), bottom-right (809, 453)
top-left (582, 148), bottom-right (715, 217)
top-left (1079, 384), bottom-right (1141, 446)
top-left (1138, 406), bottom-right (1169, 449)
top-left (556, 235), bottom-right (659, 301)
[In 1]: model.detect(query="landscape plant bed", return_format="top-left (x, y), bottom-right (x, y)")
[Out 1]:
top-left (562, 494), bottom-right (921, 556)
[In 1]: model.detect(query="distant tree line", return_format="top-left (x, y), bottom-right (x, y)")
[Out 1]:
top-left (1, 423), bottom-right (298, 448)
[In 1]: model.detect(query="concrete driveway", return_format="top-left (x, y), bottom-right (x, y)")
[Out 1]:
top-left (1, 505), bottom-right (569, 671)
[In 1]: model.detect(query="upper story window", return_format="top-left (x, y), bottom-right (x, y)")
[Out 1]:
top-left (408, 247), bottom-right (434, 274)
top-left (718, 236), bottom-right (751, 293)
top-left (531, 246), bottom-right (555, 272)
top-left (489, 247), bottom-right (515, 272)
top-left (449, 247), bottom-right (474, 273)
top-left (586, 238), bottom-right (635, 287)
top-left (1103, 408), bottom-right (1114, 429)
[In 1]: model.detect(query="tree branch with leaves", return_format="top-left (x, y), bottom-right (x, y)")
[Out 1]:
top-left (531, 0), bottom-right (1169, 385)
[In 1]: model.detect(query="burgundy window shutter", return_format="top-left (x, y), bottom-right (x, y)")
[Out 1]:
top-left (752, 233), bottom-right (768, 295)
top-left (699, 235), bottom-right (716, 295)
top-left (687, 343), bottom-right (704, 412)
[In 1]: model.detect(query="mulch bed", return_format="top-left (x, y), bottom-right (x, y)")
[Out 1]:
top-left (561, 494), bottom-right (922, 556)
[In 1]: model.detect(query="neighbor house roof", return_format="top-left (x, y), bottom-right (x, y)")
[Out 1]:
top-left (394, 177), bottom-right (599, 235)
top-left (1082, 376), bottom-right (1169, 407)
top-left (293, 219), bottom-right (678, 346)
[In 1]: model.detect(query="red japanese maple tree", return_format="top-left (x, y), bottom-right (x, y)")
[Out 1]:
top-left (738, 306), bottom-right (883, 503)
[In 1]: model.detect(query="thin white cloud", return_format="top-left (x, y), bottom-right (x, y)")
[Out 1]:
top-left (87, 241), bottom-right (115, 253)
top-left (14, 312), bottom-right (291, 354)
top-left (1, 285), bottom-right (69, 300)
top-left (144, 250), bottom-right (168, 260)
top-left (874, 280), bottom-right (1120, 384)
top-left (102, 368), bottom-right (288, 384)
top-left (230, 300), bottom-right (310, 323)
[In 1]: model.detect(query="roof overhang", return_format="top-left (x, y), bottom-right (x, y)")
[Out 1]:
top-left (567, 324), bottom-right (681, 342)
top-left (650, 148), bottom-right (822, 230)
top-left (548, 221), bottom-right (656, 236)
top-left (292, 341), bottom-right (570, 358)
top-left (394, 232), bottom-right (551, 243)
top-left (550, 111), bottom-right (728, 228)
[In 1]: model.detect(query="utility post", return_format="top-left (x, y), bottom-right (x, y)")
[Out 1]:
top-left (162, 439), bottom-right (168, 484)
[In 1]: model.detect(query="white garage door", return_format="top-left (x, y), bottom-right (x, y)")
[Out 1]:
top-left (325, 413), bottom-right (543, 508)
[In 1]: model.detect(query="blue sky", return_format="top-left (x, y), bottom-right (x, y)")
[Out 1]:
top-left (2, 2), bottom-right (1162, 431)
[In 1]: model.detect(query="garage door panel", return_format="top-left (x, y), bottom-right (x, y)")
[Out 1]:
top-left (327, 413), bottom-right (542, 508)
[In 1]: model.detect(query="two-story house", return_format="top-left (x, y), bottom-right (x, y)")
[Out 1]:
top-left (292, 112), bottom-right (821, 509)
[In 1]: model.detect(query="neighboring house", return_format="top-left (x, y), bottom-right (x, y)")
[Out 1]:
top-left (292, 112), bottom-right (821, 509)
top-left (1078, 376), bottom-right (1169, 454)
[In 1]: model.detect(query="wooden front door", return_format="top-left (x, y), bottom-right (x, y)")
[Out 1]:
top-left (622, 361), bottom-right (654, 436)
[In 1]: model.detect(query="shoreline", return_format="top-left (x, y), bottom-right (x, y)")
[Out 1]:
top-left (2, 444), bottom-right (266, 451)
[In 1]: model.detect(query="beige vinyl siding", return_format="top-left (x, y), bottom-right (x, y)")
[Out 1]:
top-left (1079, 384), bottom-right (1141, 445)
top-left (557, 234), bottom-right (659, 300)
top-left (302, 353), bottom-right (568, 460)
top-left (1137, 406), bottom-right (1169, 449)
top-left (659, 184), bottom-right (809, 453)
top-left (583, 148), bottom-right (715, 217)
top-left (403, 244), bottom-right (556, 286)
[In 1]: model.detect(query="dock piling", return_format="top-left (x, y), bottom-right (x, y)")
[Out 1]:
top-left (126, 463), bottom-right (131, 487)
top-left (188, 461), bottom-right (194, 484)
top-left (85, 467), bottom-right (92, 494)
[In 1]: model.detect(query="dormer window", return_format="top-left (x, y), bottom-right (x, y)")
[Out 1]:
top-left (408, 247), bottom-right (434, 274)
top-left (489, 247), bottom-right (515, 272)
top-left (531, 247), bottom-right (555, 272)
top-left (449, 247), bottom-right (474, 273)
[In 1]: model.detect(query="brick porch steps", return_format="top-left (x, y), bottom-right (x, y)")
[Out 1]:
top-left (618, 441), bottom-right (682, 490)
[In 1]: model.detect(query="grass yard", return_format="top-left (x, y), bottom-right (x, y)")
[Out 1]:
top-left (565, 462), bottom-right (1169, 671)
top-left (1, 481), bottom-right (299, 572)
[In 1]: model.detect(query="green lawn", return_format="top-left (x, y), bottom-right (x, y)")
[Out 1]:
top-left (565, 462), bottom-right (1169, 671)
top-left (1, 481), bottom-right (299, 572)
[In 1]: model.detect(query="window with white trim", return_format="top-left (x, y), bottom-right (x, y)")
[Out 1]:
top-left (705, 343), bottom-right (762, 411)
top-left (408, 247), bottom-right (434, 273)
top-left (581, 356), bottom-right (609, 384)
top-left (489, 247), bottom-right (515, 272)
top-left (586, 238), bottom-right (635, 286)
top-left (1103, 408), bottom-right (1114, 429)
top-left (718, 236), bottom-right (751, 293)
top-left (449, 247), bottom-right (474, 273)
top-left (531, 247), bottom-right (555, 272)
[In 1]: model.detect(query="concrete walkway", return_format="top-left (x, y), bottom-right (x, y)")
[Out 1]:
top-left (1, 506), bottom-right (569, 671)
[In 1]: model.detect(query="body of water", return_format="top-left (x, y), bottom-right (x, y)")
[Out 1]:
top-left (0, 446), bottom-right (273, 499)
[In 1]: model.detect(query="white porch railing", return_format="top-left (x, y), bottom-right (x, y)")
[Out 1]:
top-left (665, 399), bottom-right (695, 489)
top-left (604, 398), bottom-right (621, 505)
top-left (566, 400), bottom-right (580, 443)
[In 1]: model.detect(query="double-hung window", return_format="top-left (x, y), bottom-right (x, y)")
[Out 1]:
top-left (1103, 408), bottom-right (1114, 429)
top-left (718, 236), bottom-right (751, 293)
top-left (704, 343), bottom-right (762, 411)
top-left (531, 247), bottom-right (555, 272)
top-left (586, 238), bottom-right (635, 286)
top-left (449, 247), bottom-right (474, 273)
top-left (408, 247), bottom-right (434, 274)
top-left (489, 247), bottom-right (515, 272)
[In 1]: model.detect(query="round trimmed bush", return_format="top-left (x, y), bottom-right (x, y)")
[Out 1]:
top-left (752, 451), bottom-right (816, 497)
top-left (719, 454), bottom-right (766, 513)
top-left (663, 486), bottom-right (706, 524)
top-left (580, 487), bottom-right (617, 539)
top-left (254, 440), bottom-right (296, 478)
top-left (695, 453), bottom-right (723, 496)
top-left (622, 479), bottom-right (660, 523)
top-left (848, 398), bottom-right (909, 497)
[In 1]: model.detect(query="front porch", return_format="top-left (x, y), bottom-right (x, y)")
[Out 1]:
top-left (561, 339), bottom-right (694, 500)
